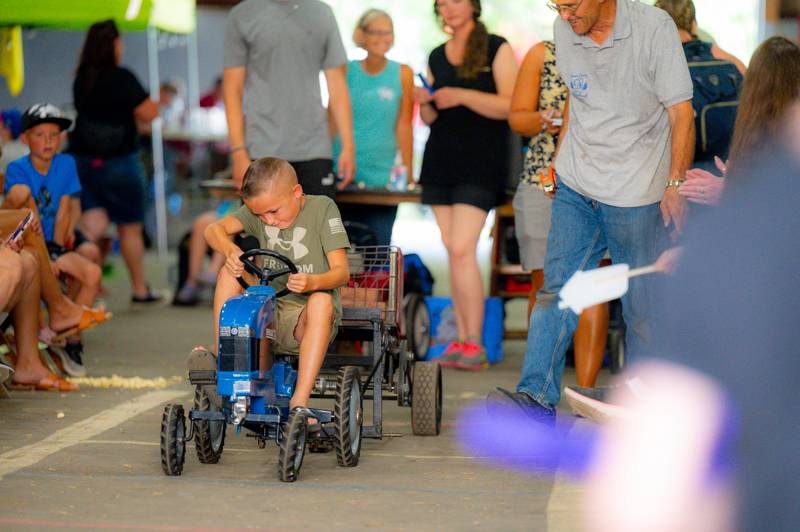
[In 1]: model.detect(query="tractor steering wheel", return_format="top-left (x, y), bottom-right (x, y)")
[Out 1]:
top-left (237, 249), bottom-right (298, 298)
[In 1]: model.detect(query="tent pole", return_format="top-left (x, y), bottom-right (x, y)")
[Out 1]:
top-left (147, 25), bottom-right (168, 259)
top-left (187, 27), bottom-right (200, 109)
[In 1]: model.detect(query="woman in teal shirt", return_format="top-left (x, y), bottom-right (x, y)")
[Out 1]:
top-left (333, 9), bottom-right (414, 245)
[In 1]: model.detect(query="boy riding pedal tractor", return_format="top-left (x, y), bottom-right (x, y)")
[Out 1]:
top-left (203, 157), bottom-right (350, 432)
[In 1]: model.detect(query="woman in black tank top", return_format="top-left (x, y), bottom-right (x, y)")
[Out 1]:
top-left (413, 0), bottom-right (517, 369)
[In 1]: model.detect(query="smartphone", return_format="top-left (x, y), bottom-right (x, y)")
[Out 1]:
top-left (550, 118), bottom-right (563, 127)
top-left (5, 211), bottom-right (33, 247)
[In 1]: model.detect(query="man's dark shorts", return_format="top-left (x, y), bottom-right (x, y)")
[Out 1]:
top-left (74, 152), bottom-right (146, 225)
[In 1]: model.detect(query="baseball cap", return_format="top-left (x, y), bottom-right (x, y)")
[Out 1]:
top-left (20, 103), bottom-right (72, 133)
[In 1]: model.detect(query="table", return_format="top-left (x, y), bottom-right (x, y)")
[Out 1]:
top-left (200, 179), bottom-right (422, 206)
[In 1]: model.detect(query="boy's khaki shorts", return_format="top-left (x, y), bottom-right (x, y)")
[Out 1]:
top-left (274, 297), bottom-right (338, 354)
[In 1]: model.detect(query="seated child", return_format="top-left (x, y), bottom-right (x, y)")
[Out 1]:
top-left (205, 157), bottom-right (350, 426)
top-left (2, 104), bottom-right (103, 363)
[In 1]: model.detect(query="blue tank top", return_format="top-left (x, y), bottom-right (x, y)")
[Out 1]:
top-left (333, 59), bottom-right (402, 189)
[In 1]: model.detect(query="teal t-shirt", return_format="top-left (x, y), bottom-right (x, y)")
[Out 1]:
top-left (333, 59), bottom-right (402, 188)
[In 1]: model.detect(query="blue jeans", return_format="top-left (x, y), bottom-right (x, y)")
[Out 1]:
top-left (517, 181), bottom-right (665, 409)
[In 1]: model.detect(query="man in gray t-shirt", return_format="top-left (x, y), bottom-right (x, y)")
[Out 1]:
top-left (223, 0), bottom-right (355, 196)
top-left (489, 0), bottom-right (695, 416)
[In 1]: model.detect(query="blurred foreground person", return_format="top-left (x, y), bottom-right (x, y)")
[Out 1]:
top-left (585, 104), bottom-right (800, 532)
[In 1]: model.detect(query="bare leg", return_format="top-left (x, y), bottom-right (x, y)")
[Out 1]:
top-left (445, 204), bottom-right (488, 342)
top-left (79, 208), bottom-right (111, 244)
top-left (186, 211), bottom-right (217, 286)
top-left (54, 252), bottom-right (101, 308)
top-left (573, 302), bottom-right (609, 387)
top-left (117, 222), bottom-right (149, 297)
top-left (212, 267), bottom-right (244, 354)
top-left (289, 292), bottom-right (334, 409)
top-left (11, 251), bottom-right (53, 383)
top-left (0, 210), bottom-right (93, 332)
top-left (0, 248), bottom-right (25, 312)
top-left (431, 206), bottom-right (467, 337)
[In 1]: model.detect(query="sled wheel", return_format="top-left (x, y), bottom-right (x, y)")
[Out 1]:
top-left (160, 404), bottom-right (186, 476)
top-left (405, 294), bottom-right (431, 360)
top-left (411, 361), bottom-right (442, 436)
top-left (608, 329), bottom-right (625, 375)
top-left (278, 409), bottom-right (308, 482)
top-left (397, 344), bottom-right (413, 407)
top-left (334, 366), bottom-right (363, 467)
top-left (193, 386), bottom-right (226, 464)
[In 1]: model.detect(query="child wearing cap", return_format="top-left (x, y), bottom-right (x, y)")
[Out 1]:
top-left (2, 103), bottom-right (103, 370)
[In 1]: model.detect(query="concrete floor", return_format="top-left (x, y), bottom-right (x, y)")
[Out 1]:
top-left (0, 256), bottom-right (599, 532)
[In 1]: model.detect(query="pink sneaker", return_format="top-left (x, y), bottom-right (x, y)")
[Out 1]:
top-left (454, 341), bottom-right (489, 371)
top-left (436, 341), bottom-right (463, 367)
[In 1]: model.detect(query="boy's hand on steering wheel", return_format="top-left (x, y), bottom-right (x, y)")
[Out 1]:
top-left (225, 247), bottom-right (245, 278)
top-left (286, 273), bottom-right (314, 293)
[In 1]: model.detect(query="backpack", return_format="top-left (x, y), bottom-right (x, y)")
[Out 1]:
top-left (684, 40), bottom-right (744, 162)
top-left (403, 254), bottom-right (434, 296)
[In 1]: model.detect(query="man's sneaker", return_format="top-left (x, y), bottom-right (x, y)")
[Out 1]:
top-left (64, 342), bottom-right (87, 377)
top-left (436, 341), bottom-right (463, 367)
top-left (454, 341), bottom-right (489, 371)
top-left (563, 378), bottom-right (648, 422)
top-left (486, 387), bottom-right (556, 426)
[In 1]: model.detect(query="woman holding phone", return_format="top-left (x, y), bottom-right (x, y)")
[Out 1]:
top-left (414, 0), bottom-right (517, 370)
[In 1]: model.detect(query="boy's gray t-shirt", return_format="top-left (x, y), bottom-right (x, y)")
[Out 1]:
top-left (233, 195), bottom-right (351, 324)
top-left (554, 0), bottom-right (693, 207)
top-left (224, 0), bottom-right (347, 161)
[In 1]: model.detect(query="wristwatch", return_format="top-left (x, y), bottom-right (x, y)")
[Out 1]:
top-left (665, 179), bottom-right (684, 189)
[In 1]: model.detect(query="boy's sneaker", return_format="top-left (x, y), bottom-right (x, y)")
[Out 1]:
top-left (436, 341), bottom-right (463, 367)
top-left (454, 341), bottom-right (489, 371)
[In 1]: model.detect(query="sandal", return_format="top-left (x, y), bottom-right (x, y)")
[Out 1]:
top-left (11, 372), bottom-right (79, 392)
top-left (51, 308), bottom-right (112, 342)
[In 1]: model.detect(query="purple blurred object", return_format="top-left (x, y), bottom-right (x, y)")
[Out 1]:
top-left (456, 402), bottom-right (599, 479)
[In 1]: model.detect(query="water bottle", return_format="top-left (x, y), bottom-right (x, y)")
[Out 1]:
top-left (388, 154), bottom-right (408, 192)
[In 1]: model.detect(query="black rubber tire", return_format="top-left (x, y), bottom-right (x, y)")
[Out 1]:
top-left (193, 386), bottom-right (226, 464)
top-left (397, 345), bottom-right (413, 407)
top-left (277, 409), bottom-right (308, 482)
top-left (160, 404), bottom-right (186, 476)
top-left (405, 294), bottom-right (431, 361)
top-left (334, 366), bottom-right (363, 467)
top-left (608, 329), bottom-right (625, 375)
top-left (411, 361), bottom-right (442, 436)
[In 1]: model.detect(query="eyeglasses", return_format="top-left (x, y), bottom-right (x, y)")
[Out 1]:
top-left (546, 0), bottom-right (584, 15)
top-left (364, 29), bottom-right (393, 37)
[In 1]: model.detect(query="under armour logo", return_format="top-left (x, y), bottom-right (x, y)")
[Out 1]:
top-left (264, 226), bottom-right (309, 260)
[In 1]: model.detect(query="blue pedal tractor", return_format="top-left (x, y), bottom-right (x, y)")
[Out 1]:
top-left (160, 246), bottom-right (442, 482)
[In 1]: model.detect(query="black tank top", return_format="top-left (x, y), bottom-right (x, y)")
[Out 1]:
top-left (420, 34), bottom-right (510, 198)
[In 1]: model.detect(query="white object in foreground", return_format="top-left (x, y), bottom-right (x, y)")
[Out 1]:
top-left (558, 264), bottom-right (660, 315)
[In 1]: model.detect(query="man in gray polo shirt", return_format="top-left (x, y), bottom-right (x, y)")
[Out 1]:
top-left (223, 0), bottom-right (355, 196)
top-left (490, 0), bottom-right (694, 418)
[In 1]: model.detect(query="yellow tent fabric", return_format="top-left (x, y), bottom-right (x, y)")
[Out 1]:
top-left (0, 26), bottom-right (24, 97)
top-left (0, 1), bottom-right (195, 95)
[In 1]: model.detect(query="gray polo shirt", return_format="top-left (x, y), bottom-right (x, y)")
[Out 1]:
top-left (554, 0), bottom-right (693, 207)
top-left (224, 0), bottom-right (347, 161)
